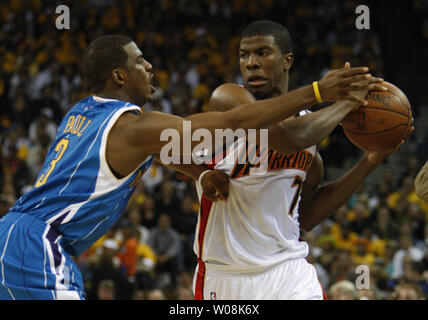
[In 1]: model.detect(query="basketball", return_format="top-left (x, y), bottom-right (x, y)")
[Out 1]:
top-left (341, 81), bottom-right (413, 152)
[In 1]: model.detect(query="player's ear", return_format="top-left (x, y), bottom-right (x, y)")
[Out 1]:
top-left (112, 68), bottom-right (126, 87)
top-left (283, 53), bottom-right (294, 70)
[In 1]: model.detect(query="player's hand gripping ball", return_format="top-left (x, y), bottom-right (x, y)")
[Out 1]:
top-left (342, 81), bottom-right (413, 151)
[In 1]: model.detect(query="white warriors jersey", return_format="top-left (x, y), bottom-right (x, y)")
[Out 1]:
top-left (193, 110), bottom-right (317, 273)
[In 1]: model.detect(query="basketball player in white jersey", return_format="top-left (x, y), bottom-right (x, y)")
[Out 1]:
top-left (167, 20), bottom-right (405, 300)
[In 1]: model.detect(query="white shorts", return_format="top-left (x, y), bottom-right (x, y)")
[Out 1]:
top-left (194, 258), bottom-right (325, 300)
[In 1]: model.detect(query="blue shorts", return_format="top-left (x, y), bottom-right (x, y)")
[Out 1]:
top-left (0, 212), bottom-right (85, 300)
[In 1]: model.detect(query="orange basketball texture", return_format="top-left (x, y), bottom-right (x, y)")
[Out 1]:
top-left (341, 81), bottom-right (413, 152)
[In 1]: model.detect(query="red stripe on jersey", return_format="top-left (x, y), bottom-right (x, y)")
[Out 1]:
top-left (194, 258), bottom-right (206, 300)
top-left (194, 193), bottom-right (214, 300)
top-left (206, 148), bottom-right (226, 169)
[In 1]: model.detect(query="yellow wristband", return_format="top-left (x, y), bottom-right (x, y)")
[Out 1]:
top-left (312, 81), bottom-right (323, 103)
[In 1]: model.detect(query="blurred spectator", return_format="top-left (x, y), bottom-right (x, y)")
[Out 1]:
top-left (148, 213), bottom-right (182, 287)
top-left (172, 193), bottom-right (198, 271)
top-left (317, 235), bottom-right (336, 271)
top-left (31, 84), bottom-right (63, 124)
top-left (391, 235), bottom-right (425, 280)
top-left (175, 286), bottom-right (194, 300)
top-left (388, 176), bottom-right (425, 217)
top-left (393, 283), bottom-right (425, 300)
top-left (96, 279), bottom-right (116, 300)
top-left (372, 206), bottom-right (400, 240)
top-left (1, 144), bottom-right (29, 197)
top-left (331, 221), bottom-right (359, 252)
top-left (141, 161), bottom-right (164, 195)
top-left (135, 240), bottom-right (157, 291)
top-left (127, 207), bottom-right (151, 244)
top-left (116, 219), bottom-right (139, 281)
top-left (140, 196), bottom-right (159, 229)
top-left (146, 288), bottom-right (166, 300)
top-left (8, 96), bottom-right (33, 129)
top-left (86, 239), bottom-right (129, 300)
top-left (328, 280), bottom-right (359, 300)
top-left (408, 202), bottom-right (426, 242)
top-left (399, 154), bottom-right (422, 186)
top-left (329, 249), bottom-right (354, 284)
top-left (28, 108), bottom-right (57, 144)
top-left (348, 201), bottom-right (370, 235)
top-left (154, 180), bottom-right (180, 216)
top-left (352, 238), bottom-right (376, 267)
top-left (26, 124), bottom-right (52, 181)
top-left (2, 124), bottom-right (29, 160)
top-left (132, 289), bottom-right (146, 300)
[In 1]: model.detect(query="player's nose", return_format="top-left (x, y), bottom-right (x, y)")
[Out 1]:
top-left (144, 59), bottom-right (153, 72)
top-left (246, 54), bottom-right (260, 69)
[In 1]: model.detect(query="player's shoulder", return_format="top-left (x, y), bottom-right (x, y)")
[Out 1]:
top-left (209, 83), bottom-right (255, 111)
top-left (211, 83), bottom-right (249, 96)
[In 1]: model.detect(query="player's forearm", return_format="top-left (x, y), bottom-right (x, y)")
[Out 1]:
top-left (299, 155), bottom-right (377, 231)
top-left (226, 85), bottom-right (317, 130)
top-left (185, 85), bottom-right (316, 133)
top-left (415, 160), bottom-right (428, 201)
top-left (269, 100), bottom-right (358, 154)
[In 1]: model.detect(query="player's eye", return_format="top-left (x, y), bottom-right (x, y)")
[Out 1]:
top-left (259, 51), bottom-right (269, 57)
top-left (239, 52), bottom-right (248, 59)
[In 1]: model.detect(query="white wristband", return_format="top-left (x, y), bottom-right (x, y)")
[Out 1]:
top-left (198, 170), bottom-right (211, 185)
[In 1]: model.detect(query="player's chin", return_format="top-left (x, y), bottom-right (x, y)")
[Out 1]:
top-left (247, 85), bottom-right (271, 99)
top-left (141, 85), bottom-right (155, 103)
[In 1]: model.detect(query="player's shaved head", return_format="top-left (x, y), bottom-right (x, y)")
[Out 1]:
top-left (241, 20), bottom-right (293, 54)
top-left (81, 35), bottom-right (133, 93)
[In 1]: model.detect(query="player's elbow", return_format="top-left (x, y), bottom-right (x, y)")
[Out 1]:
top-left (415, 184), bottom-right (428, 201)
top-left (415, 170), bottom-right (428, 201)
top-left (298, 214), bottom-right (315, 232)
top-left (299, 220), bottom-right (315, 233)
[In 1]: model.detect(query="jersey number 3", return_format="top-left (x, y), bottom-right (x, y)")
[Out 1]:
top-left (289, 176), bottom-right (303, 217)
top-left (35, 138), bottom-right (69, 187)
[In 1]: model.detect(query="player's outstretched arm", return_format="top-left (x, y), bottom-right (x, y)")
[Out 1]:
top-left (133, 64), bottom-right (374, 154)
top-left (270, 77), bottom-right (386, 154)
top-left (107, 65), bottom-right (373, 176)
top-left (298, 142), bottom-right (406, 232)
top-left (206, 77), bottom-right (385, 155)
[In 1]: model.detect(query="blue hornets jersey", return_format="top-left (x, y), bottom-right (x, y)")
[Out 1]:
top-left (10, 96), bottom-right (153, 257)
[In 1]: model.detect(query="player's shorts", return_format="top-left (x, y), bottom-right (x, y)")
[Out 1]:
top-left (194, 257), bottom-right (326, 300)
top-left (0, 212), bottom-right (85, 300)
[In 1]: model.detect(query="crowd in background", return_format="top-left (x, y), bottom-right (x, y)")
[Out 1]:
top-left (0, 0), bottom-right (427, 300)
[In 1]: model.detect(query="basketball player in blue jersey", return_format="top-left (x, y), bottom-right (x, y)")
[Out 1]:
top-left (0, 34), bottom-right (378, 300)
top-left (168, 21), bottom-right (409, 300)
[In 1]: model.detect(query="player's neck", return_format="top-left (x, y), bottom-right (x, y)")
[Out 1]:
top-left (95, 90), bottom-right (132, 104)
top-left (270, 86), bottom-right (288, 98)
